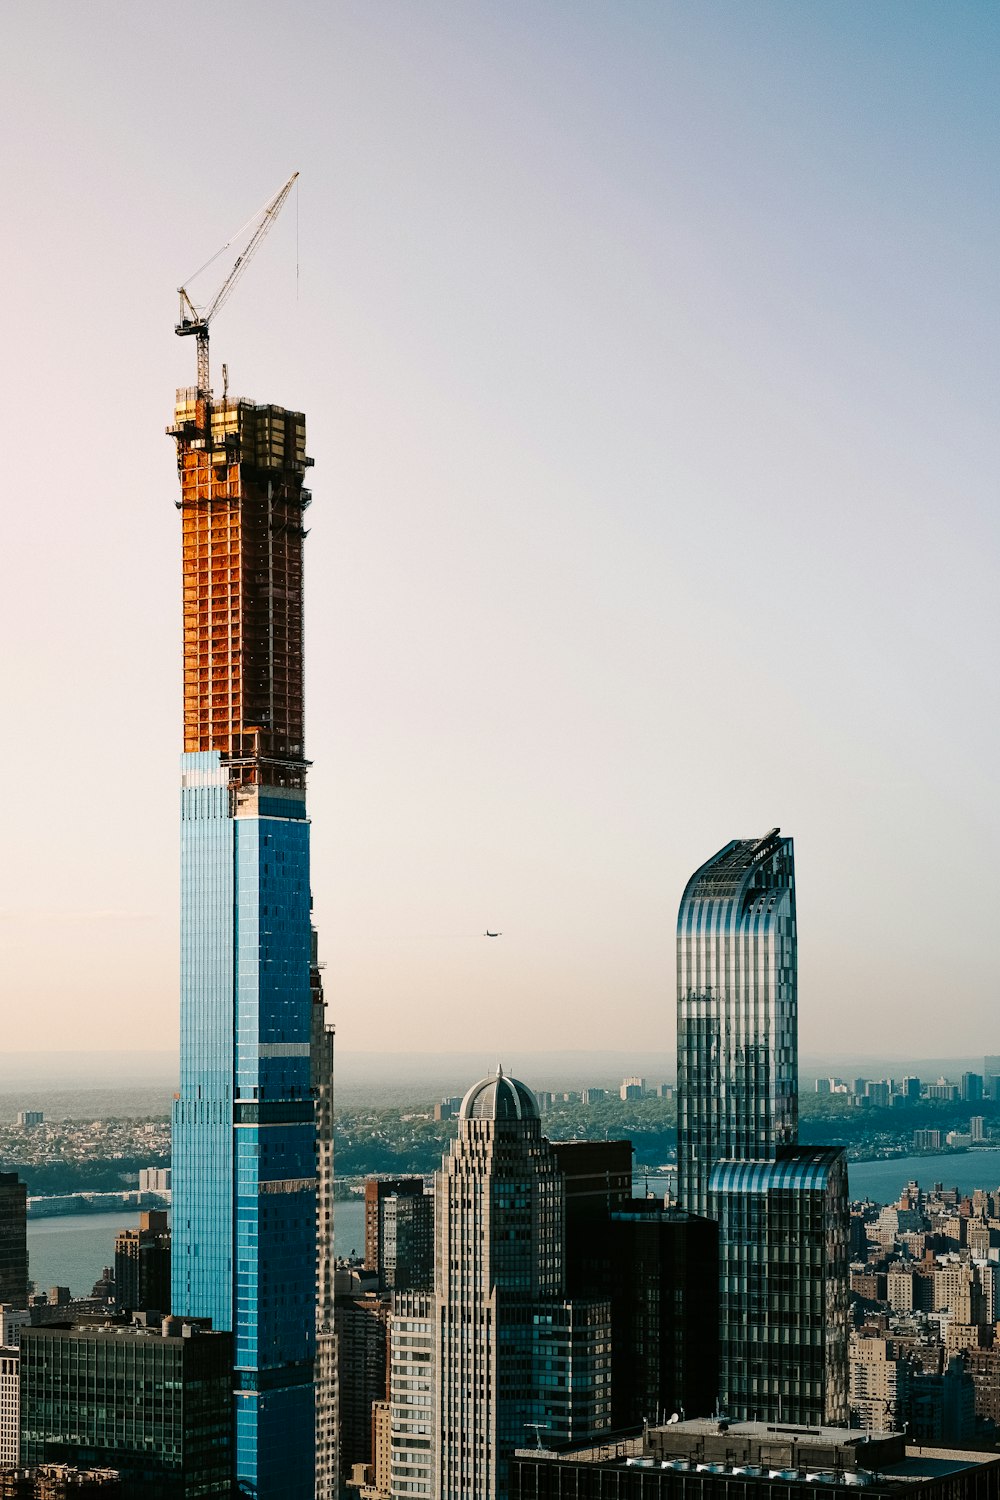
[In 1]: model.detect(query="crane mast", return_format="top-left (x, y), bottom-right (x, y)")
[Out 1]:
top-left (175, 170), bottom-right (298, 396)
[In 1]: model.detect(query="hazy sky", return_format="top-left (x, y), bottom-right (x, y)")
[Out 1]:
top-left (0, 2), bottom-right (996, 1058)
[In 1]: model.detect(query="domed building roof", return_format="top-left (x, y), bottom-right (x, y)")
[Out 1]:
top-left (459, 1065), bottom-right (539, 1123)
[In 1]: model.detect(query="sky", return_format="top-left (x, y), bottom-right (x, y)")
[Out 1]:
top-left (0, 2), bottom-right (996, 1059)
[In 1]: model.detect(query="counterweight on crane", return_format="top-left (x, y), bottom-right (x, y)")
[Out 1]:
top-left (175, 170), bottom-right (298, 395)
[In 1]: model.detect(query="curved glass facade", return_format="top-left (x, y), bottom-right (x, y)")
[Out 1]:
top-left (709, 1147), bottom-right (849, 1426)
top-left (675, 831), bottom-right (848, 1426)
top-left (676, 830), bottom-right (797, 1218)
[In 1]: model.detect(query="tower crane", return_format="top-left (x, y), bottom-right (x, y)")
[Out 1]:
top-left (175, 170), bottom-right (299, 397)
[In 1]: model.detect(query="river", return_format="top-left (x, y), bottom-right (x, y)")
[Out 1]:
top-left (27, 1200), bottom-right (368, 1300)
top-left (28, 1211), bottom-right (139, 1299)
top-left (847, 1148), bottom-right (1000, 1204)
top-left (30, 1156), bottom-right (1000, 1299)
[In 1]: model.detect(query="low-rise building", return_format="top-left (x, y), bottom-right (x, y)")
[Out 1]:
top-left (18, 1317), bottom-right (232, 1499)
top-left (511, 1419), bottom-right (1000, 1500)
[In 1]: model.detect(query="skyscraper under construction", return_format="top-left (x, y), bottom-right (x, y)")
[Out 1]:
top-left (168, 377), bottom-right (326, 1498)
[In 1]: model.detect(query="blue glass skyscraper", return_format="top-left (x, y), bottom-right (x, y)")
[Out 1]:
top-left (169, 388), bottom-right (318, 1498)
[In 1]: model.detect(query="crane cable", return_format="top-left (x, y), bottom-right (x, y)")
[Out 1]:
top-left (178, 176), bottom-right (292, 308)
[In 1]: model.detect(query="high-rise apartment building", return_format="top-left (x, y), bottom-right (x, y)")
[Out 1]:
top-left (114, 1212), bottom-right (170, 1315)
top-left (984, 1057), bottom-right (1000, 1102)
top-left (435, 1070), bottom-right (611, 1500)
top-left (381, 1195), bottom-right (433, 1292)
top-left (0, 1345), bottom-right (18, 1466)
top-left (334, 1274), bottom-right (391, 1491)
top-left (676, 831), bottom-right (848, 1425)
top-left (0, 1177), bottom-right (28, 1310)
top-left (312, 935), bottom-right (338, 1500)
top-left (709, 1149), bottom-right (848, 1425)
top-left (167, 385), bottom-right (325, 1499)
top-left (389, 1290), bottom-right (435, 1500)
top-left (552, 1140), bottom-right (717, 1428)
top-left (676, 832), bottom-right (797, 1218)
top-left (961, 1072), bottom-right (984, 1103)
top-left (365, 1179), bottom-right (432, 1290)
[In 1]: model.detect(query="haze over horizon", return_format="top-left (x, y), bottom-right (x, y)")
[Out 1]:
top-left (1, 2), bottom-right (996, 1056)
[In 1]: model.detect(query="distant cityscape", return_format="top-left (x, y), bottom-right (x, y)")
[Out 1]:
top-left (6, 1061), bottom-right (1000, 1225)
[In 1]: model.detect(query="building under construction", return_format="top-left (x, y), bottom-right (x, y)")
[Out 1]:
top-left (170, 390), bottom-right (311, 783)
top-left (167, 176), bottom-right (335, 1500)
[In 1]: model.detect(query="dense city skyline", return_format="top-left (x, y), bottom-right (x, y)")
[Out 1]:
top-left (1, 3), bottom-right (997, 1059)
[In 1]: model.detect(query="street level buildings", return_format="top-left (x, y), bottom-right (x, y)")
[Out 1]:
top-left (167, 384), bottom-right (326, 1499)
top-left (0, 1469), bottom-right (122, 1498)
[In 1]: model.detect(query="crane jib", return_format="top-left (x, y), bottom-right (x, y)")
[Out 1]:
top-left (173, 170), bottom-right (298, 396)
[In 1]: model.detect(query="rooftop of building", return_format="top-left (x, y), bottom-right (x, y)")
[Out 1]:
top-left (709, 1146), bottom-right (847, 1195)
top-left (460, 1065), bottom-right (539, 1123)
top-left (514, 1419), bottom-right (1000, 1493)
top-left (21, 1314), bottom-right (224, 1344)
top-left (680, 828), bottom-right (790, 906)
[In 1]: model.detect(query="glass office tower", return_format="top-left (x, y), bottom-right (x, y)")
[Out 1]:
top-left (676, 831), bottom-right (848, 1425)
top-left (676, 829), bottom-right (797, 1218)
top-left (169, 391), bottom-right (318, 1498)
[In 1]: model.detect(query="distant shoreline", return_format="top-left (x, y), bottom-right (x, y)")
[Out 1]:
top-left (27, 1193), bottom-right (170, 1221)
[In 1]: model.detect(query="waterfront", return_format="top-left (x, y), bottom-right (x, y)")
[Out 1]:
top-left (28, 1211), bottom-right (139, 1298)
top-left (848, 1148), bottom-right (1000, 1204)
top-left (29, 1158), bottom-right (1000, 1300)
top-left (27, 1200), bottom-right (368, 1300)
